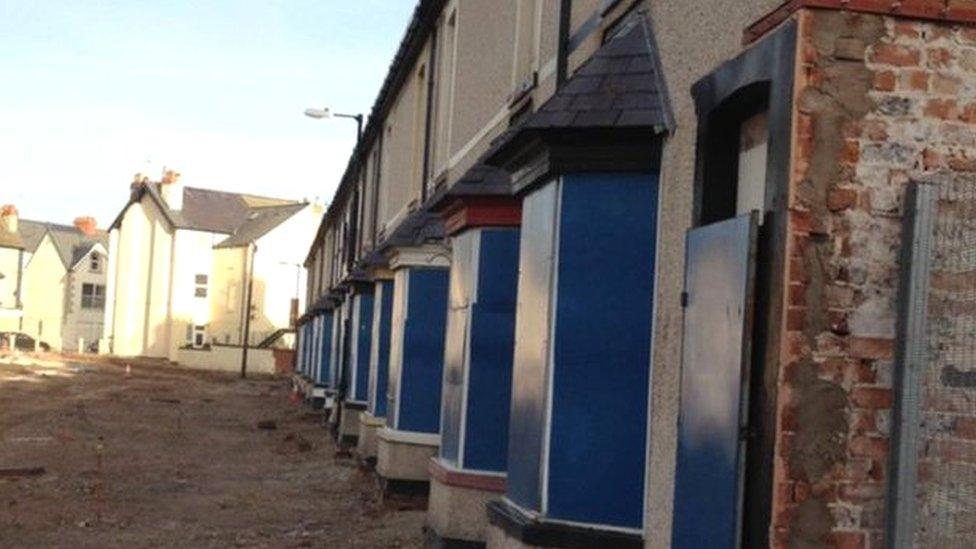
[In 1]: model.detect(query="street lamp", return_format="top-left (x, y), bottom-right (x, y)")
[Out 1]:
top-left (304, 107), bottom-right (364, 144)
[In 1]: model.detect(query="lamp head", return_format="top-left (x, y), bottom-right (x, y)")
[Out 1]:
top-left (303, 107), bottom-right (332, 120)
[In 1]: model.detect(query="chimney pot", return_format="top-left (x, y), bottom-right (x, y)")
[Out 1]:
top-left (161, 169), bottom-right (181, 185)
top-left (0, 204), bottom-right (19, 234)
top-left (74, 216), bottom-right (98, 236)
top-left (159, 168), bottom-right (184, 210)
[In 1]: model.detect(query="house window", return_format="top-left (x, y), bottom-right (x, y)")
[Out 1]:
top-left (90, 253), bottom-right (101, 272)
top-left (737, 111), bottom-right (769, 219)
top-left (698, 82), bottom-right (771, 226)
top-left (81, 283), bottom-right (105, 309)
top-left (186, 324), bottom-right (207, 347)
top-left (511, 0), bottom-right (540, 98)
top-left (194, 274), bottom-right (208, 298)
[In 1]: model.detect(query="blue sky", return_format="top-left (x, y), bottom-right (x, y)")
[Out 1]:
top-left (0, 0), bottom-right (416, 225)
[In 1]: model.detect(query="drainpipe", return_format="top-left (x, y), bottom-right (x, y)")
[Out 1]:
top-left (241, 243), bottom-right (257, 379)
top-left (421, 25), bottom-right (438, 203)
top-left (557, 0), bottom-right (572, 86)
top-left (371, 132), bottom-right (384, 248)
top-left (16, 249), bottom-right (23, 330)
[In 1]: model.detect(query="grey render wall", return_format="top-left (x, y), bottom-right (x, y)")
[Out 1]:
top-left (63, 250), bottom-right (107, 352)
top-left (641, 1), bottom-right (790, 547)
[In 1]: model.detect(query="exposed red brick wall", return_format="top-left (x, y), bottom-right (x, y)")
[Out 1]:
top-left (747, 1), bottom-right (976, 45)
top-left (273, 348), bottom-right (295, 376)
top-left (774, 9), bottom-right (976, 547)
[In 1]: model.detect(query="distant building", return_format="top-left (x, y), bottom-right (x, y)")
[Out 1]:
top-left (19, 216), bottom-right (108, 352)
top-left (0, 205), bottom-right (25, 334)
top-left (103, 170), bottom-right (318, 369)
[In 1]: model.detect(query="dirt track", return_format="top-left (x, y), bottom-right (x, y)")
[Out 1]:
top-left (0, 356), bottom-right (424, 548)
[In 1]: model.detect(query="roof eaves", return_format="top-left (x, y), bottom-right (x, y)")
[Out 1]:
top-left (68, 242), bottom-right (107, 271)
top-left (485, 11), bottom-right (671, 168)
top-left (109, 183), bottom-right (177, 232)
top-left (317, 0), bottom-right (447, 236)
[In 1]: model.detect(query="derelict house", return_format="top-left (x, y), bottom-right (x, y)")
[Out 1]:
top-left (296, 0), bottom-right (976, 547)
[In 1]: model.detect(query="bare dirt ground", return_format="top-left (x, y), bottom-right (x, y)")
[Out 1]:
top-left (0, 356), bottom-right (425, 548)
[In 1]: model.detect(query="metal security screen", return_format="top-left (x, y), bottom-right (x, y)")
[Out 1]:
top-left (889, 180), bottom-right (976, 548)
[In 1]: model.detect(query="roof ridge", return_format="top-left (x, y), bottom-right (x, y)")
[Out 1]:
top-left (20, 219), bottom-right (108, 235)
top-left (247, 202), bottom-right (309, 211)
top-left (183, 185), bottom-right (302, 204)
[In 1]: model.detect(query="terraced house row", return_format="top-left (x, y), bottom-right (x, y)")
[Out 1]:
top-left (295, 1), bottom-right (976, 547)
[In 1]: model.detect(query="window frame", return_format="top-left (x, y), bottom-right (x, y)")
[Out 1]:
top-left (81, 283), bottom-right (106, 309)
top-left (194, 274), bottom-right (209, 299)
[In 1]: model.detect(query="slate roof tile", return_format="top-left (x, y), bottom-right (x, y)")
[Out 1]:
top-left (487, 12), bottom-right (672, 164)
top-left (119, 182), bottom-right (306, 249)
top-left (18, 220), bottom-right (108, 269)
top-left (617, 109), bottom-right (665, 127)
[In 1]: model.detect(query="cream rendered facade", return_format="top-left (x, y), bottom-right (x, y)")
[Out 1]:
top-left (106, 198), bottom-right (228, 359)
top-left (21, 235), bottom-right (65, 350)
top-left (104, 197), bottom-right (178, 358)
top-left (0, 246), bottom-right (22, 333)
top-left (21, 232), bottom-right (108, 352)
top-left (104, 180), bottom-right (314, 362)
top-left (210, 209), bottom-right (317, 347)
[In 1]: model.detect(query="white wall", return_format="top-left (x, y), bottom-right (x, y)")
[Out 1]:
top-left (175, 346), bottom-right (275, 375)
top-left (0, 247), bottom-right (21, 314)
top-left (167, 229), bottom-right (223, 360)
top-left (249, 206), bottom-right (315, 342)
top-left (21, 235), bottom-right (66, 350)
top-left (106, 196), bottom-right (180, 359)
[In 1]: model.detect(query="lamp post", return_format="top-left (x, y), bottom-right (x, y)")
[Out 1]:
top-left (304, 107), bottom-right (364, 144)
top-left (241, 243), bottom-right (257, 379)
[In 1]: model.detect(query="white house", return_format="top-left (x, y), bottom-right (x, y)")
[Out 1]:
top-left (103, 170), bottom-right (319, 369)
top-left (19, 217), bottom-right (109, 352)
top-left (0, 205), bottom-right (25, 335)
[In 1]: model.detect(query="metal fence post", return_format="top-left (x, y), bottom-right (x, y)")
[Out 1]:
top-left (885, 181), bottom-right (937, 549)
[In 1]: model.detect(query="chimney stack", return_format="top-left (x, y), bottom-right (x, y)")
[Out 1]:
top-left (0, 204), bottom-right (19, 234)
top-left (131, 173), bottom-right (149, 201)
top-left (159, 168), bottom-right (184, 211)
top-left (74, 216), bottom-right (98, 236)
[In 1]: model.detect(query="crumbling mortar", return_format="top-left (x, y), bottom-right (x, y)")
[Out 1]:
top-left (788, 11), bottom-right (889, 547)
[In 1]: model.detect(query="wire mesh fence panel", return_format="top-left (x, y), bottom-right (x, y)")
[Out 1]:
top-left (913, 177), bottom-right (976, 548)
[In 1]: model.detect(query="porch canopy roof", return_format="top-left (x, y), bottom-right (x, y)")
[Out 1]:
top-left (486, 12), bottom-right (673, 194)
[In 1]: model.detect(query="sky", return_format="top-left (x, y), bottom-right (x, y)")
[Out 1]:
top-left (0, 0), bottom-right (417, 226)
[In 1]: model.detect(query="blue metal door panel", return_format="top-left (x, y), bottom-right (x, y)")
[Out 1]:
top-left (441, 232), bottom-right (476, 464)
top-left (464, 228), bottom-right (520, 472)
top-left (329, 307), bottom-right (342, 390)
top-left (547, 173), bottom-right (658, 529)
top-left (369, 280), bottom-right (394, 418)
top-left (297, 325), bottom-right (305, 375)
top-left (340, 301), bottom-right (353, 398)
top-left (319, 312), bottom-right (334, 387)
top-left (507, 181), bottom-right (558, 511)
top-left (312, 317), bottom-right (322, 384)
top-left (300, 323), bottom-right (308, 376)
top-left (306, 322), bottom-right (314, 376)
top-left (398, 268), bottom-right (450, 434)
top-left (305, 320), bottom-right (312, 378)
top-left (304, 323), bottom-right (313, 377)
top-left (387, 272), bottom-right (408, 428)
top-left (671, 213), bottom-right (757, 549)
top-left (354, 290), bottom-right (374, 401)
